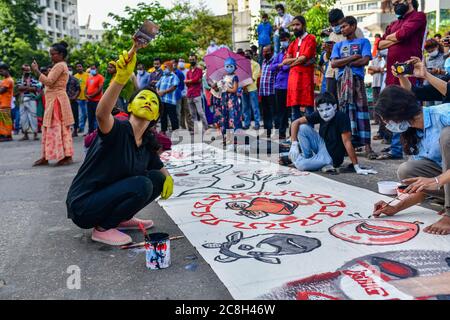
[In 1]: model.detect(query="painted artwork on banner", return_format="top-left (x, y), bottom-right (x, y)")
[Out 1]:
top-left (159, 143), bottom-right (450, 299)
top-left (203, 231), bottom-right (321, 264)
top-left (192, 191), bottom-right (346, 230)
top-left (260, 250), bottom-right (450, 300)
top-left (329, 220), bottom-right (421, 245)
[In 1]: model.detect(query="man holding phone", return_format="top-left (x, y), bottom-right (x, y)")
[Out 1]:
top-left (377, 0), bottom-right (426, 160)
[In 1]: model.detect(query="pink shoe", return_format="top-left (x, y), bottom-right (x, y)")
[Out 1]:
top-left (117, 218), bottom-right (154, 231)
top-left (91, 228), bottom-right (132, 246)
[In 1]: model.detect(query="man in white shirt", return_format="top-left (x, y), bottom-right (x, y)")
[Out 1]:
top-left (368, 51), bottom-right (388, 143)
top-left (207, 40), bottom-right (219, 55)
top-left (273, 4), bottom-right (293, 55)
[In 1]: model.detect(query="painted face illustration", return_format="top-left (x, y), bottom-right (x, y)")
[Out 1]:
top-left (329, 220), bottom-right (420, 246)
top-left (317, 103), bottom-right (337, 122)
top-left (226, 198), bottom-right (299, 220)
top-left (203, 231), bottom-right (321, 264)
top-left (127, 90), bottom-right (160, 122)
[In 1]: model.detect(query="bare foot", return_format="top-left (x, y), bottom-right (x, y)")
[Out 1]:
top-left (424, 215), bottom-right (450, 235)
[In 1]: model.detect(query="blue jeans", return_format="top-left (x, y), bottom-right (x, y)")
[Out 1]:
top-left (293, 124), bottom-right (333, 171)
top-left (87, 101), bottom-right (99, 134)
top-left (390, 133), bottom-right (403, 158)
top-left (273, 34), bottom-right (280, 55)
top-left (11, 107), bottom-right (20, 133)
top-left (242, 90), bottom-right (261, 128)
top-left (78, 100), bottom-right (88, 132)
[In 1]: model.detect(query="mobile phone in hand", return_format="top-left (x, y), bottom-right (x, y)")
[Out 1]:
top-left (394, 62), bottom-right (414, 75)
top-left (133, 20), bottom-right (159, 46)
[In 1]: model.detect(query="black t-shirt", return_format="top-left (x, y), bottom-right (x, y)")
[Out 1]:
top-left (306, 111), bottom-right (351, 167)
top-left (66, 119), bottom-right (164, 211)
top-left (412, 75), bottom-right (450, 103)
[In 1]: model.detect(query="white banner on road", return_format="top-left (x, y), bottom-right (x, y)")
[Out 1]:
top-left (159, 143), bottom-right (450, 300)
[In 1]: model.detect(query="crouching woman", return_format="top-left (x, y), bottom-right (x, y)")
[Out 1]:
top-left (66, 48), bottom-right (174, 246)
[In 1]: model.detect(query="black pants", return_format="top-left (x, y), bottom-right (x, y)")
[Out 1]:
top-left (87, 101), bottom-right (99, 134)
top-left (326, 77), bottom-right (338, 101)
top-left (161, 102), bottom-right (179, 133)
top-left (275, 89), bottom-right (289, 139)
top-left (70, 100), bottom-right (79, 132)
top-left (70, 170), bottom-right (165, 230)
top-left (261, 95), bottom-right (276, 136)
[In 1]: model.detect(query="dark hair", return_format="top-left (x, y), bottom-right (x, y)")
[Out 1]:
top-left (76, 62), bottom-right (83, 67)
top-left (250, 45), bottom-right (258, 51)
top-left (375, 33), bottom-right (381, 38)
top-left (425, 38), bottom-right (444, 53)
top-left (315, 92), bottom-right (337, 107)
top-left (275, 4), bottom-right (285, 11)
top-left (189, 54), bottom-right (197, 59)
top-left (51, 41), bottom-right (69, 59)
top-left (90, 63), bottom-right (99, 68)
top-left (153, 57), bottom-right (161, 63)
top-left (0, 62), bottom-right (9, 71)
top-left (262, 13), bottom-right (268, 19)
top-left (375, 86), bottom-right (422, 155)
top-left (279, 31), bottom-right (290, 40)
top-left (412, 0), bottom-right (419, 10)
top-left (434, 33), bottom-right (442, 39)
top-left (293, 15), bottom-right (306, 28)
top-left (329, 8), bottom-right (344, 24)
top-left (128, 87), bottom-right (163, 152)
top-left (342, 16), bottom-right (357, 26)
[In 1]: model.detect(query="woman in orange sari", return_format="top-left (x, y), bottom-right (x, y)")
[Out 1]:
top-left (31, 41), bottom-right (74, 166)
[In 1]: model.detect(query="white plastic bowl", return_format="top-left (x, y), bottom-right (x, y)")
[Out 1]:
top-left (377, 181), bottom-right (400, 195)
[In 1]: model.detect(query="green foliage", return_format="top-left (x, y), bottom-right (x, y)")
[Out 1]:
top-left (304, 4), bottom-right (330, 46)
top-left (267, 0), bottom-right (336, 15)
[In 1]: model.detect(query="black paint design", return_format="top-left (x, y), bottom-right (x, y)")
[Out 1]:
top-left (203, 231), bottom-right (321, 264)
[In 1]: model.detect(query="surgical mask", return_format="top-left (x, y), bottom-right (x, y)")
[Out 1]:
top-left (163, 68), bottom-right (171, 75)
top-left (332, 25), bottom-right (342, 34)
top-left (225, 65), bottom-right (235, 74)
top-left (90, 69), bottom-right (97, 76)
top-left (429, 50), bottom-right (439, 58)
top-left (386, 120), bottom-right (410, 133)
top-left (394, 2), bottom-right (409, 18)
top-left (69, 71), bottom-right (73, 76)
top-left (178, 62), bottom-right (185, 69)
top-left (281, 41), bottom-right (289, 49)
top-left (317, 103), bottom-right (337, 122)
top-left (138, 70), bottom-right (144, 75)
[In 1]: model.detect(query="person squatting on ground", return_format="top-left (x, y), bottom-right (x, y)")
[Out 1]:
top-left (373, 85), bottom-right (450, 235)
top-left (289, 92), bottom-right (377, 176)
top-left (32, 42), bottom-right (75, 167)
top-left (66, 43), bottom-right (174, 246)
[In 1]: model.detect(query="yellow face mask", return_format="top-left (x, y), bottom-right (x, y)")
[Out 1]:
top-left (128, 90), bottom-right (160, 122)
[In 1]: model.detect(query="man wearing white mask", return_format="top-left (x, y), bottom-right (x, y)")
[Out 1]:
top-left (273, 4), bottom-right (293, 55)
top-left (136, 63), bottom-right (151, 90)
top-left (289, 92), bottom-right (377, 175)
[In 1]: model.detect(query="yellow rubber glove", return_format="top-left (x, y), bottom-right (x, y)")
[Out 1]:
top-left (161, 176), bottom-right (174, 200)
top-left (114, 50), bottom-right (137, 85)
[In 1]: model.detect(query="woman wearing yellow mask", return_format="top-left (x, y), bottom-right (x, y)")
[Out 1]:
top-left (66, 42), bottom-right (174, 246)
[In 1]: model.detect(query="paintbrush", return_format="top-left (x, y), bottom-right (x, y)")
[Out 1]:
top-left (372, 194), bottom-right (405, 218)
top-left (120, 236), bottom-right (185, 250)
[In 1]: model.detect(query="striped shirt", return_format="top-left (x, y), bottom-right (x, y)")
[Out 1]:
top-left (259, 57), bottom-right (276, 96)
top-left (16, 76), bottom-right (42, 99)
top-left (156, 72), bottom-right (180, 106)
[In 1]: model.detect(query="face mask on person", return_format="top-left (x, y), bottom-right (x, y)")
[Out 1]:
top-left (138, 70), bottom-right (145, 75)
top-left (394, 1), bottom-right (409, 19)
top-left (163, 68), bottom-right (171, 76)
top-left (178, 62), bottom-right (185, 69)
top-left (386, 120), bottom-right (410, 133)
top-left (429, 50), bottom-right (439, 58)
top-left (90, 69), bottom-right (97, 76)
top-left (317, 103), bottom-right (337, 122)
top-left (190, 61), bottom-right (197, 67)
top-left (281, 41), bottom-right (289, 49)
top-left (332, 25), bottom-right (342, 34)
top-left (128, 90), bottom-right (160, 122)
top-left (69, 71), bottom-right (73, 76)
top-left (278, 11), bottom-right (284, 17)
top-left (225, 65), bottom-right (236, 74)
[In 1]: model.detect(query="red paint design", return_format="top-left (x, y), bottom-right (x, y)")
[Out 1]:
top-left (191, 191), bottom-right (346, 230)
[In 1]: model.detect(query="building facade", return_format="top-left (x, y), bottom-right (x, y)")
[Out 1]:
top-left (36, 0), bottom-right (80, 42)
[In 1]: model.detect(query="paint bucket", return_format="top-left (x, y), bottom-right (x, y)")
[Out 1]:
top-left (145, 233), bottom-right (171, 270)
top-left (377, 181), bottom-right (400, 195)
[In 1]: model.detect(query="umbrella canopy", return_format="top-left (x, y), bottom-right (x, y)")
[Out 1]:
top-left (204, 48), bottom-right (253, 88)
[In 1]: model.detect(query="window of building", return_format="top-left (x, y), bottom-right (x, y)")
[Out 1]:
top-left (37, 15), bottom-right (42, 25)
top-left (357, 4), bottom-right (367, 11)
top-left (54, 0), bottom-right (59, 10)
top-left (357, 16), bottom-right (365, 22)
top-left (46, 0), bottom-right (50, 7)
top-left (348, 5), bottom-right (354, 11)
top-left (62, 3), bottom-right (65, 12)
top-left (55, 17), bottom-right (60, 28)
top-left (63, 18), bottom-right (67, 30)
top-left (368, 2), bottom-right (378, 9)
top-left (47, 15), bottom-right (52, 27)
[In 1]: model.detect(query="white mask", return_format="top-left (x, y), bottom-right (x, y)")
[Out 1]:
top-left (386, 120), bottom-right (410, 133)
top-left (317, 103), bottom-right (337, 122)
top-left (429, 50), bottom-right (439, 58)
